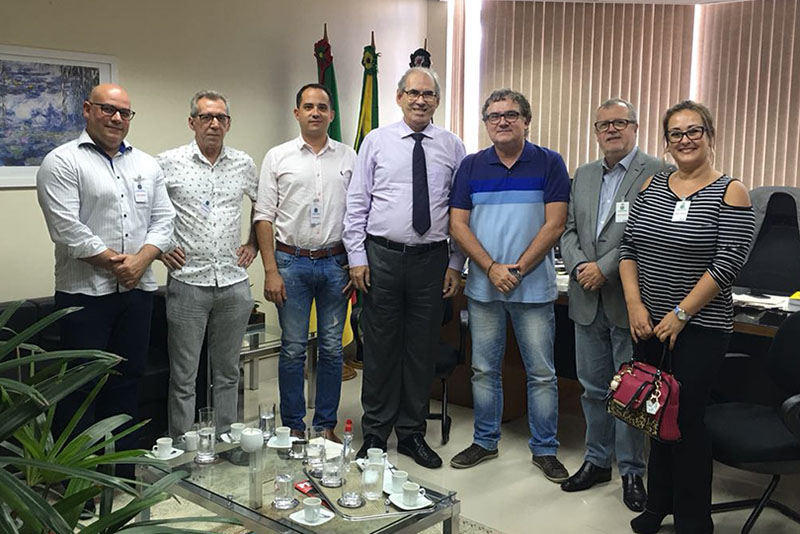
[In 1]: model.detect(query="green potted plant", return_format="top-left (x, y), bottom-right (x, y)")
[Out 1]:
top-left (0, 301), bottom-right (239, 533)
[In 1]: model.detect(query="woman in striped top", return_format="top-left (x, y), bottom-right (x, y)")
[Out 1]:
top-left (619, 100), bottom-right (755, 534)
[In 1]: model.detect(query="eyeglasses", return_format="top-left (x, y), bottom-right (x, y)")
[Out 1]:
top-left (666, 126), bottom-right (706, 143)
top-left (594, 119), bottom-right (635, 133)
top-left (194, 113), bottom-right (231, 126)
top-left (88, 102), bottom-right (135, 121)
top-left (403, 89), bottom-right (438, 102)
top-left (484, 111), bottom-right (521, 125)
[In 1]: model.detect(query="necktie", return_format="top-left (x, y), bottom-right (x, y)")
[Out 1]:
top-left (411, 132), bottom-right (430, 235)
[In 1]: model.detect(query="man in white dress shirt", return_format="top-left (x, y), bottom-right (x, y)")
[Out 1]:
top-left (37, 83), bottom-right (174, 458)
top-left (255, 83), bottom-right (356, 443)
top-left (157, 90), bottom-right (258, 438)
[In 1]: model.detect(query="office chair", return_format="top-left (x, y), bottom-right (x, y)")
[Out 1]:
top-left (427, 299), bottom-right (469, 445)
top-left (350, 298), bottom-right (469, 445)
top-left (735, 187), bottom-right (800, 296)
top-left (706, 311), bottom-right (800, 534)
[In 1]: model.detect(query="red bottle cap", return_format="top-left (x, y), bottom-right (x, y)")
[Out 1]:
top-left (345, 419), bottom-right (352, 432)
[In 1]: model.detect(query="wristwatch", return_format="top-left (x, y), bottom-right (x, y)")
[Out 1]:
top-left (673, 306), bottom-right (692, 322)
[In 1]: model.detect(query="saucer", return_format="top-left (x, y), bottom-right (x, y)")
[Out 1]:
top-left (288, 508), bottom-right (334, 526)
top-left (220, 433), bottom-right (240, 444)
top-left (383, 477), bottom-right (404, 494)
top-left (355, 457), bottom-right (395, 471)
top-left (267, 436), bottom-right (298, 449)
top-left (145, 447), bottom-right (184, 461)
top-left (389, 492), bottom-right (433, 511)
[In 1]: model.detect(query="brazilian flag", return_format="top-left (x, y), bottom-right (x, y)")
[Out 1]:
top-left (314, 29), bottom-right (342, 142)
top-left (354, 39), bottom-right (379, 153)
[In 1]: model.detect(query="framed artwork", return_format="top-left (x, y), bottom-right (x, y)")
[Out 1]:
top-left (0, 45), bottom-right (117, 188)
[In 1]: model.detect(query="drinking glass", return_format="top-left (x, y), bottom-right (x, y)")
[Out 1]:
top-left (361, 450), bottom-right (387, 501)
top-left (306, 428), bottom-right (325, 478)
top-left (195, 407), bottom-right (217, 464)
top-left (259, 403), bottom-right (276, 440)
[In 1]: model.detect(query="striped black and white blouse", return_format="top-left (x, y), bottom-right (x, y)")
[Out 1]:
top-left (619, 171), bottom-right (755, 332)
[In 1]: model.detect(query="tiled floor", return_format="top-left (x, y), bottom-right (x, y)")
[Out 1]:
top-left (243, 359), bottom-right (799, 534)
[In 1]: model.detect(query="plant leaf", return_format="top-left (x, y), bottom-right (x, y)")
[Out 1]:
top-left (0, 306), bottom-right (81, 361)
top-left (0, 467), bottom-right (73, 534)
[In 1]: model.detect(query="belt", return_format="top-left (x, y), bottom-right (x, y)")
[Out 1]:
top-left (367, 234), bottom-right (447, 255)
top-left (275, 241), bottom-right (346, 259)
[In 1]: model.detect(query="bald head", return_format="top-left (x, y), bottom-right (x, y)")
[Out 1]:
top-left (83, 84), bottom-right (133, 158)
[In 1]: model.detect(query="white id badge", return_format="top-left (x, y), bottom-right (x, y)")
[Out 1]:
top-left (134, 185), bottom-right (147, 204)
top-left (200, 200), bottom-right (212, 217)
top-left (672, 200), bottom-right (691, 222)
top-left (309, 198), bottom-right (322, 226)
top-left (615, 201), bottom-right (630, 223)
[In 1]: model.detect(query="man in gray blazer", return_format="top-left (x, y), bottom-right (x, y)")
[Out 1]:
top-left (560, 98), bottom-right (667, 512)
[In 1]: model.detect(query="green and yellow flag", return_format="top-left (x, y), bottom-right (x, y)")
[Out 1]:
top-left (354, 34), bottom-right (379, 153)
top-left (314, 25), bottom-right (342, 142)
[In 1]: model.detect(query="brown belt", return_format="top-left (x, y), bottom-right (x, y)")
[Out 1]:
top-left (275, 241), bottom-right (346, 259)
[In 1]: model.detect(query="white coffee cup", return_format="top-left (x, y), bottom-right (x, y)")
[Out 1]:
top-left (391, 470), bottom-right (408, 493)
top-left (240, 427), bottom-right (263, 452)
top-left (366, 447), bottom-right (384, 462)
top-left (182, 430), bottom-right (199, 451)
top-left (303, 496), bottom-right (321, 522)
top-left (275, 426), bottom-right (291, 447)
top-left (152, 437), bottom-right (173, 459)
top-left (230, 422), bottom-right (246, 441)
top-left (402, 481), bottom-right (425, 506)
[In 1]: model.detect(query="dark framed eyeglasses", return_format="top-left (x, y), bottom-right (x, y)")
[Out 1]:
top-left (666, 126), bottom-right (706, 143)
top-left (88, 101), bottom-right (135, 121)
top-left (594, 119), bottom-right (635, 133)
top-left (403, 89), bottom-right (438, 102)
top-left (194, 113), bottom-right (231, 126)
top-left (484, 111), bottom-right (521, 125)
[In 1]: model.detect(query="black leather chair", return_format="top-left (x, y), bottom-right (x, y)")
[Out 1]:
top-left (706, 311), bottom-right (800, 533)
top-left (349, 298), bottom-right (469, 445)
top-left (427, 299), bottom-right (469, 445)
top-left (734, 186), bottom-right (800, 296)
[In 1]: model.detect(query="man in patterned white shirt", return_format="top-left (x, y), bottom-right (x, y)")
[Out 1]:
top-left (254, 83), bottom-right (356, 443)
top-left (37, 83), bottom-right (175, 459)
top-left (157, 90), bottom-right (258, 438)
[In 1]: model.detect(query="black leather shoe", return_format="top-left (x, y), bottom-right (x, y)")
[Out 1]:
top-left (622, 474), bottom-right (647, 512)
top-left (355, 434), bottom-right (386, 459)
top-left (397, 434), bottom-right (442, 468)
top-left (560, 461), bottom-right (612, 492)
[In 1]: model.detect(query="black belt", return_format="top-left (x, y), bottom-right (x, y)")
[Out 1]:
top-left (275, 241), bottom-right (345, 259)
top-left (367, 234), bottom-right (447, 255)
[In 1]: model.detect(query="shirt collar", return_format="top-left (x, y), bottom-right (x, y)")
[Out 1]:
top-left (487, 140), bottom-right (533, 166)
top-left (190, 139), bottom-right (229, 165)
top-left (295, 135), bottom-right (334, 154)
top-left (602, 146), bottom-right (638, 173)
top-left (78, 129), bottom-right (131, 155)
top-left (399, 120), bottom-right (436, 140)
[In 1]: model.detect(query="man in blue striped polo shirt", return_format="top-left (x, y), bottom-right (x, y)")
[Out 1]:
top-left (448, 89), bottom-right (571, 482)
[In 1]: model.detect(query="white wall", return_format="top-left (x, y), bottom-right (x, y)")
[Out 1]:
top-left (0, 0), bottom-right (449, 309)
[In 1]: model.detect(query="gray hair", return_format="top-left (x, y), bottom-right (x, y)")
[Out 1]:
top-left (481, 89), bottom-right (532, 123)
top-left (597, 98), bottom-right (638, 123)
top-left (396, 67), bottom-right (441, 97)
top-left (190, 90), bottom-right (229, 116)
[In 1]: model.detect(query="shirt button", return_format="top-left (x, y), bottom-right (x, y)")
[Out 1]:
top-left (124, 214), bottom-right (127, 218)
top-left (125, 233), bottom-right (129, 237)
top-left (121, 194), bottom-right (124, 197)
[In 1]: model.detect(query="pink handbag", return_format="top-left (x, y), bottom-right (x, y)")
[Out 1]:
top-left (606, 347), bottom-right (681, 443)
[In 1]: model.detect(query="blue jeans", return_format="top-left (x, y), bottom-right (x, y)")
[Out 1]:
top-left (276, 250), bottom-right (349, 431)
top-left (574, 306), bottom-right (646, 476)
top-left (468, 298), bottom-right (560, 455)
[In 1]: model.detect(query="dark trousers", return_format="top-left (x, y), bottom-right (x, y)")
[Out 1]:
top-left (53, 290), bottom-right (153, 458)
top-left (638, 325), bottom-right (730, 534)
top-left (360, 238), bottom-right (448, 441)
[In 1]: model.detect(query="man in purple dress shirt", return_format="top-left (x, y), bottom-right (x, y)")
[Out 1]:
top-left (343, 67), bottom-right (466, 468)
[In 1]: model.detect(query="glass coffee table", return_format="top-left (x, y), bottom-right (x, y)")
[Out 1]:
top-left (137, 442), bottom-right (460, 534)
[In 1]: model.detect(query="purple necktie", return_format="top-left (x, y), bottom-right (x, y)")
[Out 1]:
top-left (411, 132), bottom-right (430, 235)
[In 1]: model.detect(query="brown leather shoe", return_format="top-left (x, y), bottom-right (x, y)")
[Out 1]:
top-left (349, 360), bottom-right (364, 369)
top-left (290, 429), bottom-right (305, 439)
top-left (342, 362), bottom-right (357, 381)
top-left (323, 428), bottom-right (342, 444)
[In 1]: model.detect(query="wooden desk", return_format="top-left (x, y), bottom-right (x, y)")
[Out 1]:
top-left (437, 293), bottom-right (786, 421)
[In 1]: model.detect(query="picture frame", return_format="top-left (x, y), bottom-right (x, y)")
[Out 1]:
top-left (0, 45), bottom-right (117, 189)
